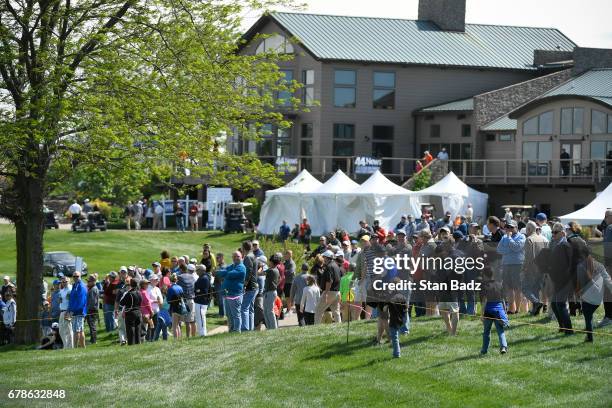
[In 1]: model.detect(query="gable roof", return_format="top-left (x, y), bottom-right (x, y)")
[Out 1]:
top-left (245, 12), bottom-right (576, 71)
top-left (481, 114), bottom-right (517, 131)
top-left (418, 97), bottom-right (474, 113)
top-left (509, 69), bottom-right (612, 117)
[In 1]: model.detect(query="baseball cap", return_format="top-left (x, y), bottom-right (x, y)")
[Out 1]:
top-left (57, 272), bottom-right (65, 279)
top-left (401, 214), bottom-right (407, 219)
top-left (360, 235), bottom-right (370, 242)
top-left (439, 226), bottom-right (451, 233)
top-left (152, 262), bottom-right (161, 267)
top-left (53, 279), bottom-right (60, 285)
top-left (506, 220), bottom-right (518, 228)
top-left (469, 222), bottom-right (479, 228)
top-left (3, 275), bottom-right (9, 280)
top-left (119, 266), bottom-right (128, 273)
top-left (150, 275), bottom-right (159, 281)
top-left (252, 240), bottom-right (260, 245)
top-left (335, 250), bottom-right (344, 259)
top-left (536, 213), bottom-right (547, 221)
top-left (190, 258), bottom-right (197, 264)
top-left (351, 240), bottom-right (358, 245)
top-left (187, 264), bottom-right (196, 272)
top-left (322, 250), bottom-right (334, 258)
top-left (301, 262), bottom-right (309, 271)
top-left (396, 230), bottom-right (406, 236)
top-left (87, 275), bottom-right (96, 282)
top-left (109, 271), bottom-right (118, 278)
top-left (445, 211), bottom-right (452, 216)
top-left (52, 322), bottom-right (59, 329)
top-left (342, 240), bottom-right (351, 246)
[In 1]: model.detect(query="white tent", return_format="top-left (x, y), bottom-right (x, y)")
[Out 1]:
top-left (302, 170), bottom-right (359, 236)
top-left (559, 182), bottom-right (612, 225)
top-left (411, 172), bottom-right (489, 223)
top-left (257, 169), bottom-right (322, 234)
top-left (338, 171), bottom-right (420, 232)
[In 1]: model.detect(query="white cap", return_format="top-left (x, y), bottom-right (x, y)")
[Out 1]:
top-left (252, 240), bottom-right (260, 245)
top-left (335, 250), bottom-right (344, 258)
top-left (187, 264), bottom-right (196, 272)
top-left (322, 250), bottom-right (334, 258)
top-left (119, 266), bottom-right (128, 272)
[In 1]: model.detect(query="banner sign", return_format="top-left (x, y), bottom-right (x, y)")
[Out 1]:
top-left (354, 156), bottom-right (382, 174)
top-left (276, 157), bottom-right (298, 173)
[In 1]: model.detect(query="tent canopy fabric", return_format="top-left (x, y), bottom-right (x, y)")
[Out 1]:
top-left (266, 169), bottom-right (322, 195)
top-left (310, 169), bottom-right (359, 194)
top-left (356, 170), bottom-right (413, 195)
top-left (559, 182), bottom-right (612, 225)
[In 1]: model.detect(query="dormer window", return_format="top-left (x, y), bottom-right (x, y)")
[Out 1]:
top-left (255, 34), bottom-right (294, 54)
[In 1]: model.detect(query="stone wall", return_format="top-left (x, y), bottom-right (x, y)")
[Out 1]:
top-left (533, 50), bottom-right (573, 66)
top-left (573, 47), bottom-right (612, 74)
top-left (417, 0), bottom-right (466, 32)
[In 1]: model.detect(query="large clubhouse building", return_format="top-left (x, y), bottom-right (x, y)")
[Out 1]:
top-left (233, 0), bottom-right (612, 216)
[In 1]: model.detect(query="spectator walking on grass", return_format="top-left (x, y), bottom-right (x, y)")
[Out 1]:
top-left (240, 241), bottom-right (258, 331)
top-left (289, 263), bottom-right (310, 326)
top-left (496, 220), bottom-right (525, 314)
top-left (178, 264), bottom-right (197, 338)
top-left (166, 274), bottom-right (184, 339)
top-left (547, 223), bottom-right (574, 334)
top-left (86, 275), bottom-right (99, 344)
top-left (300, 275), bottom-right (320, 326)
top-left (314, 250), bottom-right (341, 324)
top-left (194, 265), bottom-right (211, 336)
top-left (119, 278), bottom-right (142, 345)
top-left (480, 267), bottom-right (509, 355)
top-left (596, 209), bottom-right (612, 328)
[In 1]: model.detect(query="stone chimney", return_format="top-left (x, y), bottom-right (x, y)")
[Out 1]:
top-left (573, 47), bottom-right (612, 74)
top-left (418, 0), bottom-right (466, 32)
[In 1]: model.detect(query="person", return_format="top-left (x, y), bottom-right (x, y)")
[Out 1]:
top-left (102, 271), bottom-right (119, 332)
top-left (147, 275), bottom-right (163, 341)
top-left (153, 201), bottom-right (164, 230)
top-left (132, 201), bottom-right (142, 230)
top-left (40, 301), bottom-right (53, 336)
top-left (437, 147), bottom-right (448, 160)
top-left (189, 202), bottom-right (199, 232)
top-left (213, 253), bottom-right (226, 317)
top-left (415, 160), bottom-right (423, 173)
top-left (160, 250), bottom-right (172, 271)
top-left (388, 292), bottom-right (408, 358)
top-left (144, 200), bottom-right (154, 229)
top-left (576, 245), bottom-right (612, 342)
top-left (177, 264), bottom-right (197, 338)
top-left (339, 262), bottom-right (356, 322)
top-left (480, 266), bottom-right (509, 355)
top-left (252, 240), bottom-right (264, 257)
top-left (154, 286), bottom-right (171, 341)
top-left (124, 201), bottom-right (134, 230)
top-left (423, 150), bottom-right (433, 165)
top-left (138, 280), bottom-right (153, 342)
top-left (466, 203), bottom-right (474, 223)
top-left (314, 250), bottom-right (341, 324)
top-left (357, 220), bottom-right (374, 239)
top-left (68, 271), bottom-right (88, 348)
top-left (119, 278), bottom-right (142, 345)
top-left (166, 274), bottom-right (184, 339)
top-left (50, 280), bottom-right (61, 324)
top-left (289, 263), bottom-right (310, 326)
top-left (547, 223), bottom-right (574, 334)
top-left (37, 322), bottom-right (63, 350)
top-left (217, 251), bottom-right (246, 332)
top-left (372, 220), bottom-right (386, 243)
top-left (54, 275), bottom-right (72, 349)
top-left (436, 240), bottom-right (461, 336)
top-left (2, 291), bottom-right (16, 344)
top-left (560, 148), bottom-right (571, 177)
top-left (2, 276), bottom-right (16, 300)
top-left (114, 270), bottom-right (129, 345)
top-left (254, 255), bottom-right (268, 331)
top-left (240, 241), bottom-right (259, 331)
top-left (341, 240), bottom-right (352, 260)
top-left (496, 220), bottom-right (526, 314)
top-left (68, 200), bottom-right (82, 223)
top-left (597, 209), bottom-right (612, 328)
top-left (263, 254), bottom-right (281, 330)
top-left (174, 202), bottom-right (185, 232)
top-left (503, 207), bottom-right (513, 224)
top-left (522, 221), bottom-right (548, 315)
top-left (566, 222), bottom-right (588, 316)
top-left (300, 275), bottom-right (320, 326)
top-left (85, 275), bottom-right (99, 344)
top-left (290, 223), bottom-right (300, 242)
top-left (535, 213), bottom-right (552, 242)
top-left (299, 218), bottom-right (312, 251)
top-left (194, 265), bottom-right (211, 336)
top-left (309, 236), bottom-right (328, 260)
top-left (435, 211), bottom-right (453, 233)
top-left (279, 220), bottom-right (291, 242)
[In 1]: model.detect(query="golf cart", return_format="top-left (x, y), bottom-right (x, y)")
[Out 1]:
top-left (501, 205), bottom-right (536, 220)
top-left (43, 206), bottom-right (59, 229)
top-left (72, 211), bottom-right (107, 232)
top-left (223, 202), bottom-right (254, 233)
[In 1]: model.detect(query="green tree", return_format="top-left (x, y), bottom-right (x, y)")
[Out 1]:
top-left (0, 0), bottom-right (299, 343)
top-left (412, 168), bottom-right (432, 191)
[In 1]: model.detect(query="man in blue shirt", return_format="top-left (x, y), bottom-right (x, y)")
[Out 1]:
top-left (496, 220), bottom-right (526, 314)
top-left (68, 271), bottom-right (88, 348)
top-left (279, 220), bottom-right (291, 242)
top-left (217, 251), bottom-right (246, 332)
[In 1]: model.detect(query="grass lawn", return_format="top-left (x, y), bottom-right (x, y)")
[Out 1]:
top-left (0, 313), bottom-right (611, 407)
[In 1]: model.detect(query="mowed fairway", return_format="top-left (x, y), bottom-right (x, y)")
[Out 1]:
top-left (0, 224), bottom-right (611, 407)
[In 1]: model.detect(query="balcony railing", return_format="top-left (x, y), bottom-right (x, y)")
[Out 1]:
top-left (256, 156), bottom-right (612, 185)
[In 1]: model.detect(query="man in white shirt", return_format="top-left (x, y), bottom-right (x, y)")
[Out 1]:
top-left (503, 208), bottom-right (513, 224)
top-left (153, 201), bottom-right (164, 230)
top-left (57, 275), bottom-right (74, 349)
top-left (437, 148), bottom-right (449, 160)
top-left (68, 200), bottom-right (82, 222)
top-left (466, 203), bottom-right (474, 223)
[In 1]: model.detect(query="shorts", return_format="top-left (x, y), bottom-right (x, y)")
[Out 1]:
top-left (438, 302), bottom-right (459, 313)
top-left (182, 299), bottom-right (195, 323)
top-left (72, 315), bottom-right (85, 332)
top-left (502, 264), bottom-right (522, 291)
top-left (189, 215), bottom-right (198, 224)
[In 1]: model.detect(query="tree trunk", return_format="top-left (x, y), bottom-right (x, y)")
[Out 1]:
top-left (14, 176), bottom-right (45, 345)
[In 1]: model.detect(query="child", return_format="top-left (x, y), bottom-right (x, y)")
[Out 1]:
top-left (388, 292), bottom-right (408, 358)
top-left (40, 301), bottom-right (53, 336)
top-left (300, 275), bottom-right (320, 326)
top-left (273, 295), bottom-right (283, 323)
top-left (480, 267), bottom-right (509, 355)
top-left (2, 291), bottom-right (16, 345)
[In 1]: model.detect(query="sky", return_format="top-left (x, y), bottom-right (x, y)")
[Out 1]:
top-left (241, 0), bottom-right (612, 48)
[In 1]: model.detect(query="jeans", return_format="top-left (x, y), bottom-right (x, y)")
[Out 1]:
top-left (551, 301), bottom-right (573, 332)
top-left (582, 301), bottom-right (599, 341)
top-left (481, 318), bottom-right (507, 353)
top-left (225, 295), bottom-right (243, 332)
top-left (459, 270), bottom-right (477, 315)
top-left (86, 312), bottom-right (97, 343)
top-left (522, 271), bottom-right (543, 304)
top-left (195, 303), bottom-right (208, 336)
top-left (295, 303), bottom-right (305, 326)
top-left (103, 303), bottom-right (116, 332)
top-left (400, 289), bottom-right (412, 333)
top-left (389, 326), bottom-right (401, 357)
top-left (215, 285), bottom-right (225, 317)
top-left (176, 215), bottom-right (185, 232)
top-left (125, 311), bottom-right (142, 345)
top-left (263, 291), bottom-right (278, 330)
top-left (241, 289), bottom-right (257, 331)
top-left (153, 314), bottom-right (168, 341)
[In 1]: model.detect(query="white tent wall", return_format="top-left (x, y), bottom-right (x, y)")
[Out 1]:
top-left (559, 182), bottom-right (612, 225)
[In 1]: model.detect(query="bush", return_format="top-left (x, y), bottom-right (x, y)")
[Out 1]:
top-left (412, 168), bottom-right (432, 191)
top-left (245, 197), bottom-right (262, 225)
top-left (92, 199), bottom-right (112, 219)
top-left (258, 236), bottom-right (308, 270)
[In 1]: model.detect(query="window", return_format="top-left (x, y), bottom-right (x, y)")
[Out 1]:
top-left (333, 124), bottom-right (354, 171)
top-left (334, 70), bottom-right (356, 108)
top-left (499, 133), bottom-right (512, 141)
top-left (277, 70), bottom-right (293, 107)
top-left (523, 141), bottom-right (552, 175)
top-left (592, 110), bottom-right (608, 134)
top-left (373, 72), bottom-right (395, 109)
top-left (461, 124), bottom-right (471, 138)
top-left (485, 133), bottom-right (496, 142)
top-left (302, 70), bottom-right (314, 106)
top-left (255, 34), bottom-right (294, 54)
top-left (301, 123), bottom-right (313, 139)
top-left (430, 124), bottom-right (440, 138)
top-left (300, 123), bottom-right (313, 170)
top-left (523, 111), bottom-right (553, 135)
top-left (372, 125), bottom-right (394, 140)
top-left (561, 108), bottom-right (584, 135)
top-left (257, 124), bottom-right (274, 156)
top-left (276, 128), bottom-right (291, 157)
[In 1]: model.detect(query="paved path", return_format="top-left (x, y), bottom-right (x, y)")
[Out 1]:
top-left (208, 310), bottom-right (299, 335)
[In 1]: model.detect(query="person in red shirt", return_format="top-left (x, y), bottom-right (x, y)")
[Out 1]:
top-left (373, 220), bottom-right (387, 244)
top-left (188, 203), bottom-right (199, 232)
top-left (299, 218), bottom-right (312, 251)
top-left (415, 160), bottom-right (424, 173)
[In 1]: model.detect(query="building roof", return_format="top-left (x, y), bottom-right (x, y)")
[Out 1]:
top-left (510, 69), bottom-right (612, 117)
top-left (418, 97), bottom-right (474, 113)
top-left (250, 12), bottom-right (576, 71)
top-left (481, 115), bottom-right (517, 131)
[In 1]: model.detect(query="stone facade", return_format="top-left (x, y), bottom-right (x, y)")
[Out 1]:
top-left (533, 50), bottom-right (573, 66)
top-left (573, 47), bottom-right (612, 74)
top-left (417, 0), bottom-right (466, 32)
